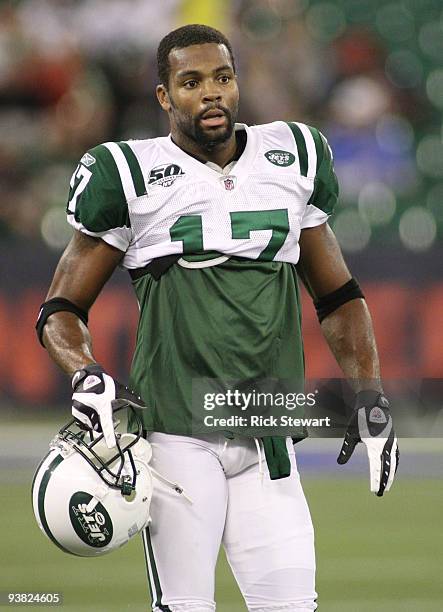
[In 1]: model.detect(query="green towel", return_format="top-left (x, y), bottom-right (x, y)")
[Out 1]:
top-left (261, 436), bottom-right (291, 480)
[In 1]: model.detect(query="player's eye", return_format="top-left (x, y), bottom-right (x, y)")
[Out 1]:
top-left (184, 80), bottom-right (198, 88)
top-left (218, 75), bottom-right (231, 84)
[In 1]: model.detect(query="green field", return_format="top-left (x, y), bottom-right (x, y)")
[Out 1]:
top-left (1, 476), bottom-right (442, 611)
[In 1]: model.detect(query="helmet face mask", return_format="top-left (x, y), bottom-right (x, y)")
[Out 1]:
top-left (56, 417), bottom-right (150, 497)
top-left (32, 408), bottom-right (153, 557)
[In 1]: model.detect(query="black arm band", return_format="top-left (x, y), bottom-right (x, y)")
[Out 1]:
top-left (36, 297), bottom-right (89, 347)
top-left (314, 278), bottom-right (364, 323)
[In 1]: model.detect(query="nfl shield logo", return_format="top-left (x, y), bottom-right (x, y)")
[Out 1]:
top-left (223, 176), bottom-right (236, 190)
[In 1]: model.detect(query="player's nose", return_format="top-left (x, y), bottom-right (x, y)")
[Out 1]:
top-left (201, 80), bottom-right (222, 103)
top-left (202, 91), bottom-right (222, 103)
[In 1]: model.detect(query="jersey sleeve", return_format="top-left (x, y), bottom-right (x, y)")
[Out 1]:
top-left (66, 143), bottom-right (132, 252)
top-left (300, 127), bottom-right (339, 229)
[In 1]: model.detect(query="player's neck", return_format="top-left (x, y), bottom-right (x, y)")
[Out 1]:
top-left (171, 130), bottom-right (238, 168)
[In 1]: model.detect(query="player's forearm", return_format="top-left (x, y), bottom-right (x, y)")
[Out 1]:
top-left (320, 298), bottom-right (383, 393)
top-left (42, 311), bottom-right (97, 376)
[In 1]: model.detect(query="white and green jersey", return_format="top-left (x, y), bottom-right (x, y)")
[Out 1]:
top-left (67, 121), bottom-right (338, 436)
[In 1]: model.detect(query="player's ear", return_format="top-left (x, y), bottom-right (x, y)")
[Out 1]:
top-left (156, 84), bottom-right (171, 112)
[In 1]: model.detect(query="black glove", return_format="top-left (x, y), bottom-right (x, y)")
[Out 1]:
top-left (337, 390), bottom-right (399, 496)
top-left (71, 364), bottom-right (145, 448)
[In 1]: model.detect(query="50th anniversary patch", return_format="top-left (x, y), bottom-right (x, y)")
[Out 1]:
top-left (148, 163), bottom-right (185, 187)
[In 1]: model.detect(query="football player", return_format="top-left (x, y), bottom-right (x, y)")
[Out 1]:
top-left (36, 24), bottom-right (398, 612)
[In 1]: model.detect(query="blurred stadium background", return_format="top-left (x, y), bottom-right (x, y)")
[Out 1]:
top-left (0, 0), bottom-right (442, 610)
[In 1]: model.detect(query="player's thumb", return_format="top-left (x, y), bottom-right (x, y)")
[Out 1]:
top-left (337, 433), bottom-right (359, 464)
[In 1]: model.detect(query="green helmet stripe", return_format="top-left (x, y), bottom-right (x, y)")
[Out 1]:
top-left (118, 142), bottom-right (146, 197)
top-left (31, 453), bottom-right (49, 498)
top-left (36, 454), bottom-right (73, 555)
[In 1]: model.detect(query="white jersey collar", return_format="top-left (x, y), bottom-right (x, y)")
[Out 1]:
top-left (164, 123), bottom-right (261, 190)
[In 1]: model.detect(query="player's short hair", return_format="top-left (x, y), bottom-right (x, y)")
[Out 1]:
top-left (157, 24), bottom-right (236, 88)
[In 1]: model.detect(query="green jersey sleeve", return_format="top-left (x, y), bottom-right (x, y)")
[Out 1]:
top-left (66, 143), bottom-right (131, 251)
top-left (301, 126), bottom-right (339, 229)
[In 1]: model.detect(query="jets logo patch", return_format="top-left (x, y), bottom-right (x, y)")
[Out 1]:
top-left (69, 492), bottom-right (113, 548)
top-left (148, 164), bottom-right (185, 187)
top-left (80, 152), bottom-right (96, 167)
top-left (368, 406), bottom-right (388, 424)
top-left (265, 150), bottom-right (295, 167)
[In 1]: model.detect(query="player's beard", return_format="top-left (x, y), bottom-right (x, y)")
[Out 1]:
top-left (172, 101), bottom-right (238, 151)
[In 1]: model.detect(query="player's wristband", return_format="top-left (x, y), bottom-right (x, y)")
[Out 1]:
top-left (354, 389), bottom-right (388, 411)
top-left (71, 364), bottom-right (105, 390)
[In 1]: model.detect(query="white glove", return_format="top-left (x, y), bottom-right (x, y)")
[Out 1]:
top-left (337, 390), bottom-right (399, 496)
top-left (71, 364), bottom-right (145, 449)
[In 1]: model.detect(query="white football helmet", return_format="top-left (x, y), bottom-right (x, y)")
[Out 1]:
top-left (32, 409), bottom-right (153, 557)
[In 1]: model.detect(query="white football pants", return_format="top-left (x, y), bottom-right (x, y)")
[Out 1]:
top-left (142, 433), bottom-right (317, 612)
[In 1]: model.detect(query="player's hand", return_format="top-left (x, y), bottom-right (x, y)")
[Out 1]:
top-left (71, 364), bottom-right (145, 449)
top-left (337, 390), bottom-right (399, 496)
